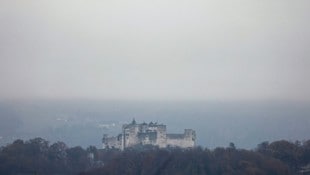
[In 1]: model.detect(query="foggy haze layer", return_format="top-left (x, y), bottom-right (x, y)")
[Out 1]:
top-left (0, 0), bottom-right (309, 101)
top-left (0, 100), bottom-right (309, 149)
top-left (0, 1), bottom-right (309, 149)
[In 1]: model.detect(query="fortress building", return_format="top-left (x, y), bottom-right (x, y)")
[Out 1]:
top-left (102, 119), bottom-right (196, 150)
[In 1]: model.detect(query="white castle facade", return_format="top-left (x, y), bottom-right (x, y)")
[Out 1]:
top-left (102, 119), bottom-right (196, 150)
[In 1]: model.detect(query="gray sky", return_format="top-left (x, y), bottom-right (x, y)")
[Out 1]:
top-left (0, 0), bottom-right (309, 101)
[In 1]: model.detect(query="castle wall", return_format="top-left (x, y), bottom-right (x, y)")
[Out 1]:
top-left (138, 132), bottom-right (157, 145)
top-left (102, 134), bottom-right (122, 149)
top-left (166, 129), bottom-right (196, 148)
top-left (123, 124), bottom-right (140, 148)
top-left (102, 121), bottom-right (196, 150)
top-left (155, 125), bottom-right (167, 148)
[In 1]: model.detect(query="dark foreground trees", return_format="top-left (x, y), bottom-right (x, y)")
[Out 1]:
top-left (82, 147), bottom-right (290, 175)
top-left (0, 138), bottom-right (95, 175)
top-left (0, 138), bottom-right (309, 175)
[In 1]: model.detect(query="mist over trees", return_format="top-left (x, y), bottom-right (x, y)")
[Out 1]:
top-left (1, 100), bottom-right (310, 149)
top-left (1, 138), bottom-right (309, 175)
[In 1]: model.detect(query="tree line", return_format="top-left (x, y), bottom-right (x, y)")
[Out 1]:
top-left (0, 138), bottom-right (309, 175)
top-left (0, 138), bottom-right (96, 175)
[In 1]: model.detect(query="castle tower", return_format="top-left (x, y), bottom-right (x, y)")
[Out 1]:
top-left (103, 120), bottom-right (196, 150)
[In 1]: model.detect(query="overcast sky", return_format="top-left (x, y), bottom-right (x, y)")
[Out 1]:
top-left (0, 0), bottom-right (309, 101)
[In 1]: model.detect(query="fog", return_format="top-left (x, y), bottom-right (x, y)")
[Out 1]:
top-left (0, 1), bottom-right (309, 149)
top-left (0, 100), bottom-right (309, 149)
top-left (1, 0), bottom-right (309, 101)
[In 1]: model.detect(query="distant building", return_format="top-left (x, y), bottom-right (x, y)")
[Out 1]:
top-left (102, 119), bottom-right (196, 150)
top-left (299, 164), bottom-right (310, 175)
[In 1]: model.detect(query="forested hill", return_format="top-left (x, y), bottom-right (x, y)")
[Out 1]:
top-left (0, 138), bottom-right (309, 175)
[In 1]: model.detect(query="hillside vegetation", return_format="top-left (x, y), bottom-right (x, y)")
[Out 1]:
top-left (0, 138), bottom-right (309, 175)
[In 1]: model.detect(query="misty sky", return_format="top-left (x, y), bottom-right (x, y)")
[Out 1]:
top-left (1, 0), bottom-right (309, 101)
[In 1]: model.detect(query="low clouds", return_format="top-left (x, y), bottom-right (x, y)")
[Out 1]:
top-left (0, 0), bottom-right (309, 101)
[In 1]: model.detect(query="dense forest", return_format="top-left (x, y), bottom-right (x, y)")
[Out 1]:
top-left (0, 138), bottom-right (309, 175)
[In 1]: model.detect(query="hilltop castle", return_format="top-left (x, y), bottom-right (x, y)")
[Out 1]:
top-left (102, 119), bottom-right (196, 150)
